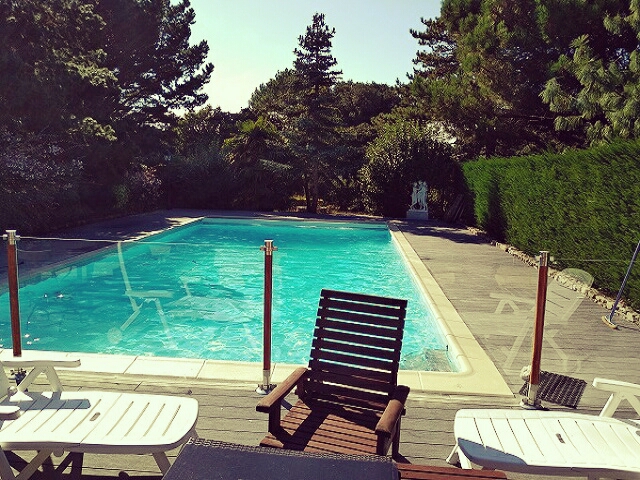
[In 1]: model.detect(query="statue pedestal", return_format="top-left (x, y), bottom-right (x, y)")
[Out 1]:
top-left (406, 209), bottom-right (429, 221)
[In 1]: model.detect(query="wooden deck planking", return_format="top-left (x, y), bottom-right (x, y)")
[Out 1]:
top-left (3, 213), bottom-right (640, 480)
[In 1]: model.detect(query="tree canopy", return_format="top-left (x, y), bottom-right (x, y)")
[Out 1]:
top-left (0, 0), bottom-right (213, 231)
top-left (7, 1), bottom-right (640, 232)
top-left (0, 0), bottom-right (212, 144)
top-left (408, 0), bottom-right (634, 157)
top-left (542, 0), bottom-right (640, 143)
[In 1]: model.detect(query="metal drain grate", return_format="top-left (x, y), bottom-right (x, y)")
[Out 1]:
top-left (519, 371), bottom-right (587, 408)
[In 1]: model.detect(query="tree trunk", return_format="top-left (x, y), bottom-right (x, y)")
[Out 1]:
top-left (309, 159), bottom-right (319, 213)
top-left (303, 176), bottom-right (311, 212)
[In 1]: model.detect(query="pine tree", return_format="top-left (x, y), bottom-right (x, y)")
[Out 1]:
top-left (97, 0), bottom-right (214, 134)
top-left (291, 13), bottom-right (342, 213)
top-left (0, 0), bottom-right (115, 139)
top-left (408, 0), bottom-right (630, 156)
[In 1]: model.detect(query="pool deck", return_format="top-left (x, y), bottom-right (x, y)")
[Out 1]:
top-left (3, 210), bottom-right (640, 479)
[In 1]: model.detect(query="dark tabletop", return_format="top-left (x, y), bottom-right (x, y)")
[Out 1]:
top-left (162, 438), bottom-right (399, 480)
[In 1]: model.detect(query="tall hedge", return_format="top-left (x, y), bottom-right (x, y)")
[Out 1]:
top-left (463, 141), bottom-right (640, 308)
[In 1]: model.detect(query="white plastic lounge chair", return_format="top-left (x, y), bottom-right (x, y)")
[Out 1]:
top-left (447, 377), bottom-right (640, 479)
top-left (0, 350), bottom-right (198, 480)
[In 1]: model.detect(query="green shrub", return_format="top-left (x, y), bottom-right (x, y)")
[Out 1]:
top-left (362, 121), bottom-right (458, 217)
top-left (463, 140), bottom-right (640, 308)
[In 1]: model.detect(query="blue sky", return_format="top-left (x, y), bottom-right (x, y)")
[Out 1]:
top-left (188, 1), bottom-right (443, 112)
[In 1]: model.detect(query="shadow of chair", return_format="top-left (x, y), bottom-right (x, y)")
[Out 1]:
top-left (499, 268), bottom-right (594, 371)
top-left (256, 289), bottom-right (410, 458)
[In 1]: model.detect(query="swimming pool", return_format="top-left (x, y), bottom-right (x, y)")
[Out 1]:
top-left (0, 218), bottom-right (455, 371)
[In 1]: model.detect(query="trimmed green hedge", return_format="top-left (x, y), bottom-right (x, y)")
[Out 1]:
top-left (463, 140), bottom-right (640, 308)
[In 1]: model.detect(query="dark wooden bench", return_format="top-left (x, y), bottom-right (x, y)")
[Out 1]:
top-left (396, 463), bottom-right (508, 479)
top-left (257, 289), bottom-right (409, 457)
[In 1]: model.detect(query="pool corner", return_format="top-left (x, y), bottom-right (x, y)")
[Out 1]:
top-left (391, 227), bottom-right (514, 398)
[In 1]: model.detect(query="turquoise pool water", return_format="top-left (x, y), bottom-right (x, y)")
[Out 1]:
top-left (0, 218), bottom-right (454, 371)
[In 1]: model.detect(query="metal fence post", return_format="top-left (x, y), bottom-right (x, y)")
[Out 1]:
top-left (602, 239), bottom-right (640, 329)
top-left (4, 230), bottom-right (21, 357)
top-left (257, 240), bottom-right (277, 394)
top-left (523, 250), bottom-right (549, 409)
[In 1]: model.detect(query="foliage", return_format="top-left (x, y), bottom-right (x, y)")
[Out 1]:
top-left (541, 0), bottom-right (640, 144)
top-left (114, 164), bottom-right (163, 212)
top-left (174, 106), bottom-right (239, 155)
top-left (249, 69), bottom-right (300, 128)
top-left (408, 0), bottom-right (631, 158)
top-left (249, 72), bottom-right (401, 212)
top-left (162, 145), bottom-right (234, 210)
top-left (362, 120), bottom-right (457, 217)
top-left (463, 140), bottom-right (640, 308)
top-left (222, 117), bottom-right (296, 210)
top-left (0, 0), bottom-right (213, 230)
top-left (0, 0), bottom-right (115, 139)
top-left (290, 12), bottom-right (343, 213)
top-left (0, 130), bottom-right (87, 233)
top-left (324, 82), bottom-right (401, 211)
top-left (95, 0), bottom-right (213, 135)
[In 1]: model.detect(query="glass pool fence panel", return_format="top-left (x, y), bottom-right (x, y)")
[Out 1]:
top-left (482, 260), bottom-right (595, 381)
top-left (0, 235), bottom-right (268, 362)
top-left (0, 225), bottom-right (458, 373)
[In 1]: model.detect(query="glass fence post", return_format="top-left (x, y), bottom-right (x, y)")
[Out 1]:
top-left (523, 250), bottom-right (549, 409)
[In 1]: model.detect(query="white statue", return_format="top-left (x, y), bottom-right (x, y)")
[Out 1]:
top-left (410, 181), bottom-right (428, 211)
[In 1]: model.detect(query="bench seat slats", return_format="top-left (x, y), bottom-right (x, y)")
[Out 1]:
top-left (258, 289), bottom-right (409, 458)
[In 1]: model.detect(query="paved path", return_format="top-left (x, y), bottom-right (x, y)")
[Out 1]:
top-left (398, 221), bottom-right (640, 405)
top-left (3, 210), bottom-right (639, 479)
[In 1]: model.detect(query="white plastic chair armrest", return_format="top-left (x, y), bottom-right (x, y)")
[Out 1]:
top-left (0, 406), bottom-right (20, 416)
top-left (593, 377), bottom-right (640, 417)
top-left (593, 377), bottom-right (640, 394)
top-left (0, 351), bottom-right (81, 393)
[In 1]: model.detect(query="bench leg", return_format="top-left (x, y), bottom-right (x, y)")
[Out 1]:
top-left (153, 452), bottom-right (171, 474)
top-left (446, 445), bottom-right (472, 469)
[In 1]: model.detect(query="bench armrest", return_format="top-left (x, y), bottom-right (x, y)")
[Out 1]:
top-left (593, 377), bottom-right (640, 417)
top-left (375, 385), bottom-right (410, 436)
top-left (256, 367), bottom-right (308, 433)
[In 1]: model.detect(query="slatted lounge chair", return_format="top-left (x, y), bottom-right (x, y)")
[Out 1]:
top-left (447, 377), bottom-right (640, 479)
top-left (0, 350), bottom-right (198, 480)
top-left (257, 289), bottom-right (410, 458)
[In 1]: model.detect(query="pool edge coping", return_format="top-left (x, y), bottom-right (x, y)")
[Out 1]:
top-left (2, 212), bottom-right (515, 398)
top-left (388, 224), bottom-right (513, 397)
